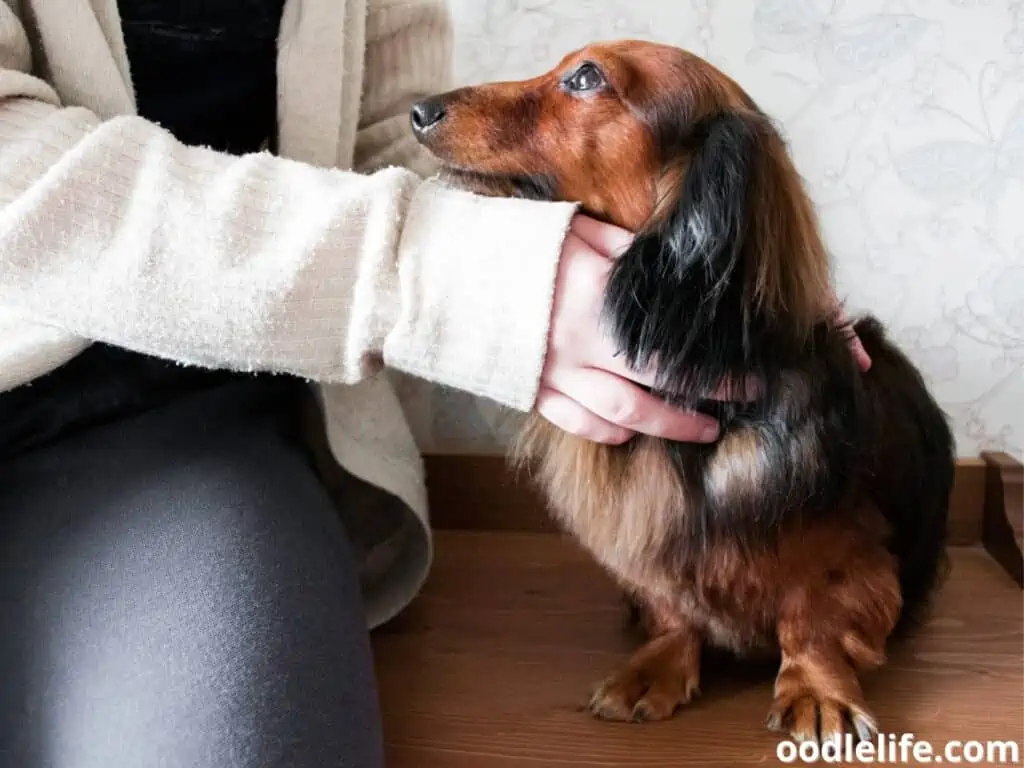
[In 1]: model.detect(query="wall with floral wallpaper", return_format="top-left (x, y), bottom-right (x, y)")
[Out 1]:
top-left (392, 0), bottom-right (1024, 460)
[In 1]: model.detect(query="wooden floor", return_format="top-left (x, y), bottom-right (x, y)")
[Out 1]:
top-left (373, 531), bottom-right (1023, 768)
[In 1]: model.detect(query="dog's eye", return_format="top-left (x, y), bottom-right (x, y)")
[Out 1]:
top-left (565, 62), bottom-right (606, 93)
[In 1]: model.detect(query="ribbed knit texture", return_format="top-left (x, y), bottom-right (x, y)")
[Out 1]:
top-left (0, 0), bottom-right (579, 627)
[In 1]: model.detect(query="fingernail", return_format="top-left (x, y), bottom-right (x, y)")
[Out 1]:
top-left (699, 423), bottom-right (720, 443)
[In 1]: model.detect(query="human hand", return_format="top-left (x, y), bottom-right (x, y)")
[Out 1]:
top-left (538, 215), bottom-right (726, 445)
top-left (538, 215), bottom-right (872, 446)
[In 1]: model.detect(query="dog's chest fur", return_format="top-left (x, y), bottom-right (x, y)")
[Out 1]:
top-left (519, 415), bottom-right (894, 661)
top-left (520, 419), bottom-right (781, 657)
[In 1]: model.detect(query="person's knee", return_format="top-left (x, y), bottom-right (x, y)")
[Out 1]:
top-left (3, 436), bottom-right (384, 768)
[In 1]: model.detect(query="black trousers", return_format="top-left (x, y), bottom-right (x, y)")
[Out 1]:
top-left (0, 349), bottom-right (384, 768)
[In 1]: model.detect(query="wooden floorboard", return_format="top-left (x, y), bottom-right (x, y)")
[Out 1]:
top-left (372, 532), bottom-right (1023, 768)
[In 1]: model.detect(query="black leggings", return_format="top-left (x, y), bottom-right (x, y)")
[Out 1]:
top-left (0, 358), bottom-right (383, 768)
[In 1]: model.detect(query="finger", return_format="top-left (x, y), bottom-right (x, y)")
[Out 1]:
top-left (535, 387), bottom-right (635, 445)
top-left (589, 341), bottom-right (661, 388)
top-left (850, 335), bottom-right (872, 371)
top-left (830, 301), bottom-right (872, 372)
top-left (587, 335), bottom-right (762, 402)
top-left (571, 214), bottom-right (634, 259)
top-left (547, 367), bottom-right (721, 443)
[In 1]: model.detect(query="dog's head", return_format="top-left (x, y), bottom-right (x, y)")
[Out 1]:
top-left (412, 41), bottom-right (837, 405)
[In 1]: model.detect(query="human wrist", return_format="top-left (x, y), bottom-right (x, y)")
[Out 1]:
top-left (382, 178), bottom-right (577, 410)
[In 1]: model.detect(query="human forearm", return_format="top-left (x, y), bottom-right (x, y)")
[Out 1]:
top-left (0, 97), bottom-right (577, 405)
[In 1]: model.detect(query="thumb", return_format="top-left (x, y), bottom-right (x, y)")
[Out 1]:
top-left (570, 214), bottom-right (635, 260)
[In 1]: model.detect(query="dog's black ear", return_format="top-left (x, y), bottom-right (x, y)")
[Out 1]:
top-left (602, 111), bottom-right (823, 404)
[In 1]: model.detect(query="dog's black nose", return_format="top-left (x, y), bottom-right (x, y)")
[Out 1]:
top-left (410, 98), bottom-right (446, 134)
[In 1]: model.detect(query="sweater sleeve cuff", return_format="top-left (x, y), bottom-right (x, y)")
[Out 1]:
top-left (382, 177), bottom-right (578, 411)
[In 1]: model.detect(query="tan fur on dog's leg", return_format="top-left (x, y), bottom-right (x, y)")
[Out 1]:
top-left (589, 623), bottom-right (702, 723)
top-left (768, 539), bottom-right (901, 744)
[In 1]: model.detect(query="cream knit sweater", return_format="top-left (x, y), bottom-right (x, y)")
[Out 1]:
top-left (0, 0), bottom-right (578, 627)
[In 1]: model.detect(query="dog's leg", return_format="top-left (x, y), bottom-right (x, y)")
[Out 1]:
top-left (767, 555), bottom-right (901, 745)
top-left (588, 603), bottom-right (702, 723)
top-left (766, 642), bottom-right (878, 745)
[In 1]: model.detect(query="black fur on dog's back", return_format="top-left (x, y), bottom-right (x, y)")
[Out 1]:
top-left (852, 317), bottom-right (955, 630)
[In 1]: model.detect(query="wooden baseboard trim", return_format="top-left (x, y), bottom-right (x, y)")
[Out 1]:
top-left (424, 454), bottom-right (1020, 572)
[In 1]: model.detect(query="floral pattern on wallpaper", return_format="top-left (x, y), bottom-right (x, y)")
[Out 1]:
top-left (392, 0), bottom-right (1024, 458)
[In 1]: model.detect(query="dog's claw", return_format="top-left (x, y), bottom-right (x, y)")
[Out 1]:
top-left (767, 692), bottom-right (879, 746)
top-left (851, 709), bottom-right (879, 742)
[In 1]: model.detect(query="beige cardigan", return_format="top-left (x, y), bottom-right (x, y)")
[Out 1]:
top-left (0, 0), bottom-right (578, 627)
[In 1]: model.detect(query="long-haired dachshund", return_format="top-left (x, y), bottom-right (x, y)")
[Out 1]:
top-left (410, 41), bottom-right (955, 744)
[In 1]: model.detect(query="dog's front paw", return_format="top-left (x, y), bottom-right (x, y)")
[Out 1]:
top-left (586, 631), bottom-right (701, 723)
top-left (588, 668), bottom-right (699, 722)
top-left (766, 659), bottom-right (878, 745)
